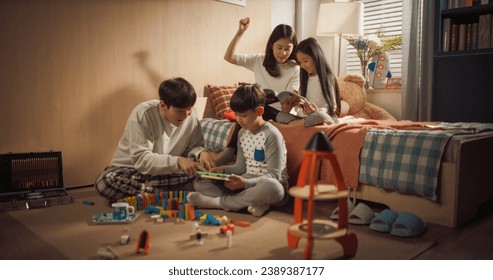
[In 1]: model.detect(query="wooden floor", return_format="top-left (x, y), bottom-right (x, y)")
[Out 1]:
top-left (414, 199), bottom-right (493, 259)
top-left (302, 198), bottom-right (493, 260)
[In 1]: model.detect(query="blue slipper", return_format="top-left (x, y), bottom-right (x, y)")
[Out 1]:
top-left (390, 212), bottom-right (426, 237)
top-left (369, 209), bottom-right (398, 233)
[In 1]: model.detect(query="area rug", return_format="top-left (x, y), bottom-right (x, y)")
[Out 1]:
top-left (1, 187), bottom-right (435, 260)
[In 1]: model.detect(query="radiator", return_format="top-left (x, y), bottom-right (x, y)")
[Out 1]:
top-left (0, 151), bottom-right (72, 210)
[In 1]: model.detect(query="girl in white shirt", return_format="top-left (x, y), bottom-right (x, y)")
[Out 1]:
top-left (279, 37), bottom-right (344, 127)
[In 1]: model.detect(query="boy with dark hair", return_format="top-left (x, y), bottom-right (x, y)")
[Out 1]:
top-left (188, 84), bottom-right (288, 217)
top-left (95, 77), bottom-right (214, 201)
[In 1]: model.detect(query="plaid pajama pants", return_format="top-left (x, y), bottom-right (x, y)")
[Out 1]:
top-left (94, 166), bottom-right (195, 200)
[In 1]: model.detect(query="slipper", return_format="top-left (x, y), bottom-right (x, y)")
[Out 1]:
top-left (390, 212), bottom-right (426, 237)
top-left (330, 197), bottom-right (356, 220)
top-left (348, 203), bottom-right (375, 225)
top-left (369, 209), bottom-right (398, 233)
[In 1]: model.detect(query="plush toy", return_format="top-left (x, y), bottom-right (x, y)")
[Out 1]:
top-left (337, 73), bottom-right (396, 121)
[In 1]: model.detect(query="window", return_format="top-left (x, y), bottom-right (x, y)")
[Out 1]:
top-left (346, 0), bottom-right (403, 78)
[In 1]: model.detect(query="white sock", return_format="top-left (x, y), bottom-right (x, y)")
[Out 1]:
top-left (187, 192), bottom-right (221, 209)
top-left (247, 204), bottom-right (270, 217)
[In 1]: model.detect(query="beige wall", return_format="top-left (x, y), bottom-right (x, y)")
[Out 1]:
top-left (0, 0), bottom-right (271, 187)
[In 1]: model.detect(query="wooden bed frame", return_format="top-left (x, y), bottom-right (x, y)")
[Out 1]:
top-left (356, 134), bottom-right (493, 228)
top-left (200, 85), bottom-right (493, 228)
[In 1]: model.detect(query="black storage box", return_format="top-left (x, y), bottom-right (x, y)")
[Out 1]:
top-left (0, 151), bottom-right (73, 210)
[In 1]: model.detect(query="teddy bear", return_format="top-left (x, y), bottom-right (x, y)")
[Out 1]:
top-left (337, 73), bottom-right (396, 121)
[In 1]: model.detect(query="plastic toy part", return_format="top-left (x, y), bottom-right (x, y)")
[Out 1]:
top-left (220, 224), bottom-right (235, 235)
top-left (135, 230), bottom-right (150, 254)
top-left (233, 220), bottom-right (251, 227)
top-left (195, 229), bottom-right (204, 245)
top-left (83, 200), bottom-right (94, 206)
top-left (120, 228), bottom-right (130, 245)
top-left (226, 230), bottom-right (233, 248)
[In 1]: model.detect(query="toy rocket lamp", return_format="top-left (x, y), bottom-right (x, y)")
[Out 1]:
top-left (287, 132), bottom-right (357, 259)
top-left (304, 131), bottom-right (334, 152)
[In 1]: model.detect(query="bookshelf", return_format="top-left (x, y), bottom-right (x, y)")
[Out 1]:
top-left (432, 0), bottom-right (493, 122)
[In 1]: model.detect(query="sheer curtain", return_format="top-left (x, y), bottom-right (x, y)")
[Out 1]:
top-left (401, 0), bottom-right (435, 121)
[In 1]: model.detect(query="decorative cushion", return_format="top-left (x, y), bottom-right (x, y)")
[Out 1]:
top-left (200, 118), bottom-right (235, 152)
top-left (207, 85), bottom-right (238, 119)
top-left (223, 110), bottom-right (237, 122)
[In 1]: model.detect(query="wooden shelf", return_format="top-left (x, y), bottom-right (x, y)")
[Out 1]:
top-left (288, 184), bottom-right (348, 200)
top-left (288, 219), bottom-right (348, 240)
top-left (432, 0), bottom-right (493, 123)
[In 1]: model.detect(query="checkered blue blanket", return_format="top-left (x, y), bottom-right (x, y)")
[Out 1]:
top-left (359, 128), bottom-right (468, 201)
top-left (200, 118), bottom-right (234, 152)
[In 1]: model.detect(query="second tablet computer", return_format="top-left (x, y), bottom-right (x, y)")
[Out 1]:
top-left (196, 171), bottom-right (232, 181)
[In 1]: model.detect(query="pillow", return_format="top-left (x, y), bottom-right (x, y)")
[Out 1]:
top-left (207, 85), bottom-right (238, 119)
top-left (200, 118), bottom-right (235, 151)
top-left (223, 110), bottom-right (236, 122)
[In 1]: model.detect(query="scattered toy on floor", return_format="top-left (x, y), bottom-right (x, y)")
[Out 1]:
top-left (135, 230), bottom-right (150, 254)
top-left (195, 229), bottom-right (204, 245)
top-left (120, 227), bottom-right (130, 245)
top-left (226, 230), bottom-right (233, 248)
top-left (83, 200), bottom-right (94, 206)
top-left (220, 224), bottom-right (235, 235)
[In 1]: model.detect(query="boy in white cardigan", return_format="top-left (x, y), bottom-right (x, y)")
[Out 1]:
top-left (95, 77), bottom-right (215, 201)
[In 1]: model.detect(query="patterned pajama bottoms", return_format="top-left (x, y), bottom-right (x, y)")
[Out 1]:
top-left (94, 166), bottom-right (195, 200)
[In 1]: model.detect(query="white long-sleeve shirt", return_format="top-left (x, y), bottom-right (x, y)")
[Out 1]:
top-left (236, 53), bottom-right (300, 92)
top-left (110, 100), bottom-right (206, 175)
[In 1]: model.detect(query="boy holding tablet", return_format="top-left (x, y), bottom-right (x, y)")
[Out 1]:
top-left (188, 84), bottom-right (289, 217)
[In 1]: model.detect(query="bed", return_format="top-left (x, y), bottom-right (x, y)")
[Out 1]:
top-left (198, 85), bottom-right (493, 228)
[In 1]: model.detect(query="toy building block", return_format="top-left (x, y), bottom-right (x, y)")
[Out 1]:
top-left (120, 227), bottom-right (131, 245)
top-left (233, 220), bottom-right (251, 227)
top-left (83, 200), bottom-right (94, 206)
top-left (220, 224), bottom-right (235, 235)
top-left (188, 204), bottom-right (196, 221)
top-left (200, 213), bottom-right (220, 225)
top-left (220, 215), bottom-right (230, 225)
top-left (135, 230), bottom-right (150, 254)
top-left (226, 230), bottom-right (233, 248)
top-left (189, 232), bottom-right (209, 240)
top-left (195, 229), bottom-right (204, 245)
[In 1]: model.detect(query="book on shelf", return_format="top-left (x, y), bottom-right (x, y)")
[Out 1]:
top-left (478, 14), bottom-right (492, 49)
top-left (466, 23), bottom-right (472, 50)
top-left (443, 18), bottom-right (451, 51)
top-left (450, 24), bottom-right (459, 51)
top-left (490, 14), bottom-right (493, 48)
top-left (458, 24), bottom-right (466, 50)
top-left (472, 22), bottom-right (479, 49)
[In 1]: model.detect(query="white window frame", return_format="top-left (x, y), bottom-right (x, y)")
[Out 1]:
top-left (346, 0), bottom-right (403, 78)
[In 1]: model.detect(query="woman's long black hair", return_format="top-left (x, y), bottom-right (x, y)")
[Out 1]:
top-left (263, 24), bottom-right (298, 78)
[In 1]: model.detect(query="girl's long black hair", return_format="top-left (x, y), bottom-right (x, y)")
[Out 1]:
top-left (296, 37), bottom-right (341, 117)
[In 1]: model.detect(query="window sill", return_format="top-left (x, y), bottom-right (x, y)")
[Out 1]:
top-left (366, 89), bottom-right (401, 94)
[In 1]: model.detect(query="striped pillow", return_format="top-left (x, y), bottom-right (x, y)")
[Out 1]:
top-left (207, 85), bottom-right (238, 119)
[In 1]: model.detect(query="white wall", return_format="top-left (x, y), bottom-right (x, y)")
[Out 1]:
top-left (271, 0), bottom-right (296, 28)
top-left (296, 0), bottom-right (341, 75)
